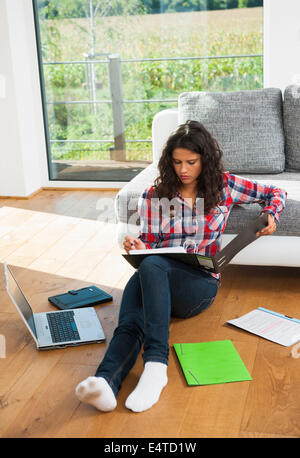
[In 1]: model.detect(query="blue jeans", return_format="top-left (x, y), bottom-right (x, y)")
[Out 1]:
top-left (95, 255), bottom-right (219, 396)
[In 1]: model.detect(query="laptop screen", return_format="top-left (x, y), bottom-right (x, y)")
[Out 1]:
top-left (4, 263), bottom-right (37, 338)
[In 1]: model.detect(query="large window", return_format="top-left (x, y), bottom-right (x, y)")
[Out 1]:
top-left (33, 0), bottom-right (263, 182)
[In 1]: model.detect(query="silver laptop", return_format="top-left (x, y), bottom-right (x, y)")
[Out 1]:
top-left (4, 262), bottom-right (106, 350)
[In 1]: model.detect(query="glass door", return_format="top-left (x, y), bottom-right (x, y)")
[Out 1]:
top-left (33, 0), bottom-right (263, 182)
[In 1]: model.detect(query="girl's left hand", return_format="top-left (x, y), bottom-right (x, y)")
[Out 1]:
top-left (256, 213), bottom-right (277, 236)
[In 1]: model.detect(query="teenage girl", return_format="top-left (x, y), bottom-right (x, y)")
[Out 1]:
top-left (75, 120), bottom-right (287, 413)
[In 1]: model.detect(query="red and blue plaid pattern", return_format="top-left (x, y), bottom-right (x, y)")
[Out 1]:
top-left (138, 171), bottom-right (287, 278)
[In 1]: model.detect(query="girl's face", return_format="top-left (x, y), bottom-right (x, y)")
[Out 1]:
top-left (172, 148), bottom-right (202, 188)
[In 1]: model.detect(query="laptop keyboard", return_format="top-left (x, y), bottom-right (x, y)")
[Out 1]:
top-left (46, 310), bottom-right (80, 343)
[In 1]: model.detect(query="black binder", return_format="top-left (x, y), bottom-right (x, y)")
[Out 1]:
top-left (123, 214), bottom-right (269, 274)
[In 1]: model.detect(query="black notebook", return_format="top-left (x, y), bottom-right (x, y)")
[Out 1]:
top-left (48, 286), bottom-right (113, 310)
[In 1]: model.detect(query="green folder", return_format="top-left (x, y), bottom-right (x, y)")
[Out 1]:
top-left (173, 340), bottom-right (252, 386)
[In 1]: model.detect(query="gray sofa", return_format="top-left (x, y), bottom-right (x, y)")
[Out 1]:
top-left (115, 85), bottom-right (300, 269)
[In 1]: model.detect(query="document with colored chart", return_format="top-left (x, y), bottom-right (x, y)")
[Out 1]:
top-left (227, 307), bottom-right (300, 347)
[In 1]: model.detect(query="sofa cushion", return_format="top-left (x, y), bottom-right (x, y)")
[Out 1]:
top-left (283, 85), bottom-right (300, 171)
top-left (223, 172), bottom-right (300, 237)
top-left (178, 88), bottom-right (285, 174)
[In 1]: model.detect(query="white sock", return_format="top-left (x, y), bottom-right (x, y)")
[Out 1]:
top-left (75, 376), bottom-right (117, 412)
top-left (125, 362), bottom-right (168, 413)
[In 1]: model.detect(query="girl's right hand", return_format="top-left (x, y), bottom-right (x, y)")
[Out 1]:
top-left (123, 236), bottom-right (146, 254)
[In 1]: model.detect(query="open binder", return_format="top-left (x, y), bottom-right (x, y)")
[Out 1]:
top-left (122, 213), bottom-right (269, 274)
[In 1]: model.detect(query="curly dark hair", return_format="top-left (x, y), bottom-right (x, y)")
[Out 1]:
top-left (154, 120), bottom-right (225, 214)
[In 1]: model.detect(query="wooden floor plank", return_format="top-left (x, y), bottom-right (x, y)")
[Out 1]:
top-left (240, 340), bottom-right (300, 437)
top-left (1, 363), bottom-right (95, 438)
top-left (174, 340), bottom-right (257, 438)
top-left (0, 211), bottom-right (76, 267)
top-left (0, 340), bottom-right (62, 436)
top-left (26, 218), bottom-right (102, 274)
top-left (0, 190), bottom-right (86, 216)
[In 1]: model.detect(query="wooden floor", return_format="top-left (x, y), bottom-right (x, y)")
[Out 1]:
top-left (0, 189), bottom-right (299, 438)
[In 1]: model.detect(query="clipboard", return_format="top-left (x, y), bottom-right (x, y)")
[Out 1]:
top-left (123, 213), bottom-right (269, 274)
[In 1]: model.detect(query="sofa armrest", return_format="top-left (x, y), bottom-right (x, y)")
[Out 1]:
top-left (115, 163), bottom-right (159, 247)
top-left (115, 162), bottom-right (159, 223)
top-left (152, 108), bottom-right (179, 162)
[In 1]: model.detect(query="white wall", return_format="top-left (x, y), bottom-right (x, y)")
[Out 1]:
top-left (264, 0), bottom-right (300, 91)
top-left (0, 0), bottom-right (45, 197)
top-left (0, 0), bottom-right (124, 197)
top-left (0, 0), bottom-right (299, 197)
top-left (0, 0), bottom-right (24, 196)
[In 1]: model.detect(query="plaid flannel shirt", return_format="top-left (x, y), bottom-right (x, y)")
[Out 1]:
top-left (137, 171), bottom-right (287, 280)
